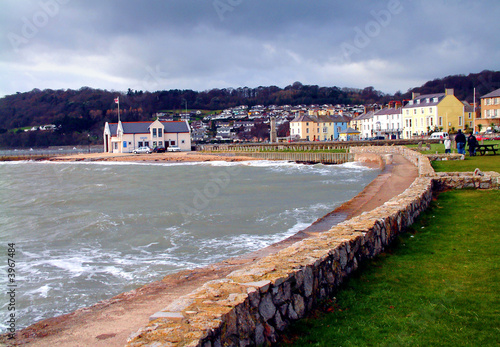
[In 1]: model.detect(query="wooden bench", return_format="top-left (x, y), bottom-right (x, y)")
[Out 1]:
top-left (475, 144), bottom-right (498, 155)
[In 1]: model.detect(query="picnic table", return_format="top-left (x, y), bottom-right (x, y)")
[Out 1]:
top-left (475, 144), bottom-right (498, 155)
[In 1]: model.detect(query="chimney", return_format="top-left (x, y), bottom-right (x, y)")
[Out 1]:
top-left (445, 88), bottom-right (454, 96)
top-left (412, 92), bottom-right (420, 100)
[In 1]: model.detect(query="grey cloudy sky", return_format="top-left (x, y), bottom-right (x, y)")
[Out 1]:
top-left (1, 0), bottom-right (499, 97)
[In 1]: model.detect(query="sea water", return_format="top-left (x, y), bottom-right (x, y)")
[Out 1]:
top-left (0, 160), bottom-right (379, 331)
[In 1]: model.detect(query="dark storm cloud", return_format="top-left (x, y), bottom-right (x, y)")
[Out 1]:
top-left (1, 0), bottom-right (499, 97)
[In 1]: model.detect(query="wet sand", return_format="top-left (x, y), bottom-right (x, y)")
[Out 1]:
top-left (3, 153), bottom-right (418, 346)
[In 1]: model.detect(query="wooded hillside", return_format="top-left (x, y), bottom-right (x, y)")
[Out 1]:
top-left (0, 70), bottom-right (498, 148)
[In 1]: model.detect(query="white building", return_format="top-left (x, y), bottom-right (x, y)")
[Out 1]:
top-left (103, 120), bottom-right (191, 153)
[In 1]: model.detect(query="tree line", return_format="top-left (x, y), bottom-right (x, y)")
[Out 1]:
top-left (0, 70), bottom-right (498, 148)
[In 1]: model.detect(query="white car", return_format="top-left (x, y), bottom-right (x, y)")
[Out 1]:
top-left (133, 146), bottom-right (152, 154)
top-left (167, 146), bottom-right (181, 152)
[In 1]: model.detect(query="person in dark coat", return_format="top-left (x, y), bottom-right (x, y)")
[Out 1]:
top-left (467, 133), bottom-right (478, 156)
top-left (455, 129), bottom-right (466, 155)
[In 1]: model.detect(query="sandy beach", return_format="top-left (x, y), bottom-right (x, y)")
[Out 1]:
top-left (48, 151), bottom-right (261, 163)
top-left (3, 152), bottom-right (418, 346)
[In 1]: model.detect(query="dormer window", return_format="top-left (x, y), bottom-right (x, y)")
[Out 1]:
top-left (426, 98), bottom-right (430, 103)
top-left (433, 97), bottom-right (438, 102)
top-left (409, 100), bottom-right (414, 105)
top-left (417, 99), bottom-right (420, 104)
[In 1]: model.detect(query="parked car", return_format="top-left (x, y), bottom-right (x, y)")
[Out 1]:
top-left (133, 146), bottom-right (152, 154)
top-left (475, 135), bottom-right (490, 142)
top-left (167, 145), bottom-right (181, 152)
top-left (153, 146), bottom-right (165, 153)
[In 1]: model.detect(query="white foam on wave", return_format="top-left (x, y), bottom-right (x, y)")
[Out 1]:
top-left (28, 284), bottom-right (51, 298)
top-left (101, 266), bottom-right (134, 280)
top-left (46, 258), bottom-right (89, 275)
top-left (338, 161), bottom-right (379, 171)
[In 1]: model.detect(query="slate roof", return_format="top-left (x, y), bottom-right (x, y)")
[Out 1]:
top-left (481, 88), bottom-right (500, 98)
top-left (374, 108), bottom-right (402, 116)
top-left (291, 115), bottom-right (317, 123)
top-left (355, 111), bottom-right (375, 120)
top-left (108, 121), bottom-right (189, 136)
top-left (291, 114), bottom-right (352, 123)
top-left (340, 127), bottom-right (360, 134)
top-left (402, 93), bottom-right (446, 108)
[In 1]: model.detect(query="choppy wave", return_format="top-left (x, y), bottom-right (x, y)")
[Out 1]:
top-left (0, 160), bottom-right (379, 331)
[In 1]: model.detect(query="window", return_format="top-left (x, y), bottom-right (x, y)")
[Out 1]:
top-left (158, 128), bottom-right (163, 137)
top-left (414, 109), bottom-right (417, 115)
top-left (170, 141), bottom-right (176, 146)
top-left (306, 128), bottom-right (309, 134)
top-left (152, 128), bottom-right (157, 137)
top-left (421, 108), bottom-right (424, 114)
top-left (159, 141), bottom-right (163, 146)
top-left (438, 117), bottom-right (442, 126)
top-left (153, 141), bottom-right (157, 147)
top-left (181, 140), bottom-right (185, 144)
top-left (429, 108), bottom-right (433, 113)
top-left (138, 141), bottom-right (143, 147)
top-left (144, 141), bottom-right (149, 147)
top-left (323, 127), bottom-right (328, 133)
top-left (458, 117), bottom-right (463, 126)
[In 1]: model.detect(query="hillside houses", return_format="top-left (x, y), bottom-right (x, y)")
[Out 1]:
top-left (186, 88), bottom-right (480, 144)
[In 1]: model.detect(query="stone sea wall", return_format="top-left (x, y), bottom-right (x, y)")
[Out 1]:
top-left (127, 146), bottom-right (437, 346)
top-left (433, 171), bottom-right (500, 190)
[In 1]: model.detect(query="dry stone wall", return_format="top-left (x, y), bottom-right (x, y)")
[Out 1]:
top-left (127, 146), bottom-right (494, 347)
top-left (433, 171), bottom-right (500, 190)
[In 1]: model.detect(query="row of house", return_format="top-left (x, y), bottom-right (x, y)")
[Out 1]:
top-left (290, 88), bottom-right (500, 141)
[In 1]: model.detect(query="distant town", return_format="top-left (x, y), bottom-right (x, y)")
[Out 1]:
top-left (99, 87), bottom-right (500, 154)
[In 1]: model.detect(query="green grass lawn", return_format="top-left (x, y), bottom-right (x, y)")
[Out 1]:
top-left (432, 155), bottom-right (500, 173)
top-left (404, 140), bottom-right (500, 173)
top-left (281, 189), bottom-right (500, 346)
top-left (407, 140), bottom-right (500, 155)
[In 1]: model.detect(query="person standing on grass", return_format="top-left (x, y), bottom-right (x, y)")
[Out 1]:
top-left (444, 136), bottom-right (451, 154)
top-left (467, 132), bottom-right (478, 156)
top-left (455, 129), bottom-right (466, 155)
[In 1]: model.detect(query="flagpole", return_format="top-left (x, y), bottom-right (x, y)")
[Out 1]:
top-left (114, 96), bottom-right (121, 123)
